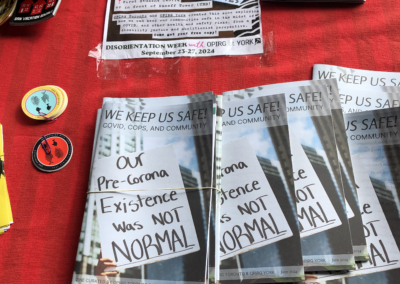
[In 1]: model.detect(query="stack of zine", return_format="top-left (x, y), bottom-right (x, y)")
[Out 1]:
top-left (221, 79), bottom-right (358, 283)
top-left (73, 94), bottom-right (220, 284)
top-left (218, 67), bottom-right (400, 284)
top-left (304, 64), bottom-right (400, 283)
top-left (73, 67), bottom-right (400, 284)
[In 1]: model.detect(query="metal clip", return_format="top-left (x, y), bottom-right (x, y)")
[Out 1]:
top-left (41, 136), bottom-right (51, 154)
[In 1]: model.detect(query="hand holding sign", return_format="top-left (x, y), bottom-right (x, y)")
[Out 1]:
top-left (95, 252), bottom-right (119, 277)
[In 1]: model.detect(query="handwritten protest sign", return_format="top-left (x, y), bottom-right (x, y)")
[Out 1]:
top-left (219, 138), bottom-right (292, 260)
top-left (290, 133), bottom-right (342, 238)
top-left (92, 145), bottom-right (200, 270)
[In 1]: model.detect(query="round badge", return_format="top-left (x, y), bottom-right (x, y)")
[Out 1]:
top-left (22, 86), bottom-right (62, 120)
top-left (32, 133), bottom-right (73, 172)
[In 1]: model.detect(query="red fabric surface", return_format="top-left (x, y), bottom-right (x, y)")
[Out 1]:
top-left (1, 0), bottom-right (400, 282)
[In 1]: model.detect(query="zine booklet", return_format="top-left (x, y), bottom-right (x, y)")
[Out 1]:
top-left (73, 100), bottom-right (216, 284)
top-left (224, 84), bottom-right (356, 271)
top-left (306, 107), bottom-right (400, 283)
top-left (220, 94), bottom-right (304, 283)
top-left (225, 78), bottom-right (367, 261)
top-left (102, 92), bottom-right (221, 282)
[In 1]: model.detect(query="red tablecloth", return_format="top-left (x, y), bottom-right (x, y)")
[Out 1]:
top-left (1, 0), bottom-right (400, 282)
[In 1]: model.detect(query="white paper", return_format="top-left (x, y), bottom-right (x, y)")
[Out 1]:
top-left (102, 0), bottom-right (263, 59)
top-left (93, 145), bottom-right (200, 270)
top-left (219, 138), bottom-right (292, 260)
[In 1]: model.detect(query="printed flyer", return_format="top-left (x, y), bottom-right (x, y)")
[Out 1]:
top-left (220, 94), bottom-right (304, 283)
top-left (102, 0), bottom-right (263, 59)
top-left (306, 107), bottom-right (400, 283)
top-left (73, 100), bottom-right (216, 284)
top-left (224, 79), bottom-right (367, 261)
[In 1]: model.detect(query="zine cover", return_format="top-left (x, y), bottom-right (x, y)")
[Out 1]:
top-left (73, 100), bottom-right (216, 284)
top-left (9, 0), bottom-right (62, 25)
top-left (220, 94), bottom-right (304, 283)
top-left (224, 78), bottom-right (367, 261)
top-left (103, 92), bottom-right (220, 281)
top-left (306, 108), bottom-right (400, 283)
top-left (102, 0), bottom-right (263, 59)
top-left (223, 84), bottom-right (357, 270)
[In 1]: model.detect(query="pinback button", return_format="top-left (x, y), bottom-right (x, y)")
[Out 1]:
top-left (22, 86), bottom-right (67, 120)
top-left (32, 133), bottom-right (73, 172)
top-left (22, 86), bottom-right (62, 120)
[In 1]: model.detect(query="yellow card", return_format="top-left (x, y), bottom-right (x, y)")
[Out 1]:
top-left (0, 124), bottom-right (12, 231)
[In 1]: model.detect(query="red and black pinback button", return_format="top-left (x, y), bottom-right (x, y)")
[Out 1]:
top-left (32, 133), bottom-right (73, 172)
